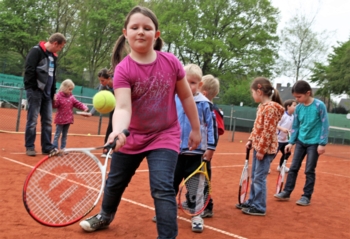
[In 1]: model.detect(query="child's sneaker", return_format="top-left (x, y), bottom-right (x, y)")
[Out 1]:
top-left (26, 148), bottom-right (36, 156)
top-left (235, 202), bottom-right (250, 210)
top-left (152, 215), bottom-right (157, 222)
top-left (242, 207), bottom-right (266, 216)
top-left (200, 208), bottom-right (213, 218)
top-left (274, 191), bottom-right (290, 200)
top-left (268, 168), bottom-right (271, 174)
top-left (296, 196), bottom-right (310, 206)
top-left (285, 167), bottom-right (290, 173)
top-left (100, 153), bottom-right (112, 159)
top-left (191, 216), bottom-right (204, 233)
top-left (277, 166), bottom-right (281, 171)
top-left (79, 214), bottom-right (110, 232)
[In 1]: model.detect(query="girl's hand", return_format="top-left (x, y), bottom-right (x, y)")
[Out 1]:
top-left (107, 131), bottom-right (128, 152)
top-left (188, 129), bottom-right (201, 150)
top-left (256, 152), bottom-right (264, 160)
top-left (203, 150), bottom-right (214, 161)
top-left (317, 145), bottom-right (326, 155)
top-left (245, 141), bottom-right (252, 150)
top-left (285, 144), bottom-right (293, 154)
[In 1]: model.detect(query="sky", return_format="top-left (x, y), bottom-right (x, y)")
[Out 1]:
top-left (270, 0), bottom-right (350, 101)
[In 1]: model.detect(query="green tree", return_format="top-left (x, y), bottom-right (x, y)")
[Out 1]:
top-left (310, 39), bottom-right (350, 96)
top-left (277, 13), bottom-right (330, 82)
top-left (146, 0), bottom-right (279, 103)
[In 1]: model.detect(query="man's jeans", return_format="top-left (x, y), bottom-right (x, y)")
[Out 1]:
top-left (100, 149), bottom-right (178, 239)
top-left (25, 89), bottom-right (53, 152)
top-left (284, 141), bottom-right (319, 199)
top-left (52, 124), bottom-right (70, 149)
top-left (247, 150), bottom-right (274, 212)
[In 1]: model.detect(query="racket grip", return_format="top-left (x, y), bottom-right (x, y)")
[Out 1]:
top-left (108, 129), bottom-right (130, 149)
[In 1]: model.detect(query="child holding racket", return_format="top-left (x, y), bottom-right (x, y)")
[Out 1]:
top-left (52, 79), bottom-right (89, 151)
top-left (269, 99), bottom-right (296, 173)
top-left (173, 64), bottom-right (216, 233)
top-left (79, 6), bottom-right (201, 238)
top-left (237, 77), bottom-right (284, 216)
top-left (274, 80), bottom-right (329, 206)
top-left (199, 74), bottom-right (224, 218)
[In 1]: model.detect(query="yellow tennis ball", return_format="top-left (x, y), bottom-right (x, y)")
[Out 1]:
top-left (93, 91), bottom-right (116, 114)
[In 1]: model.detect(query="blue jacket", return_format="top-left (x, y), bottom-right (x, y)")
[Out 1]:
top-left (175, 93), bottom-right (216, 154)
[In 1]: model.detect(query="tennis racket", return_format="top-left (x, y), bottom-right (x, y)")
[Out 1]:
top-left (275, 152), bottom-right (291, 194)
top-left (238, 148), bottom-right (251, 204)
top-left (178, 159), bottom-right (211, 216)
top-left (22, 129), bottom-right (130, 227)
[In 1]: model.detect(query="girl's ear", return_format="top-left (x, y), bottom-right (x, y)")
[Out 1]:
top-left (155, 30), bottom-right (160, 40)
top-left (123, 28), bottom-right (127, 38)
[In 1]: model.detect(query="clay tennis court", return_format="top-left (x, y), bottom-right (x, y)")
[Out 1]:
top-left (0, 108), bottom-right (349, 239)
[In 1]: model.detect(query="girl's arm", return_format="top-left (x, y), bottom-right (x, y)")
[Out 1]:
top-left (72, 96), bottom-right (89, 111)
top-left (108, 88), bottom-right (132, 151)
top-left (176, 78), bottom-right (201, 150)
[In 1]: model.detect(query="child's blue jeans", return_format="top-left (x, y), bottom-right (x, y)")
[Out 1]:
top-left (246, 150), bottom-right (274, 212)
top-left (100, 149), bottom-right (179, 239)
top-left (283, 140), bottom-right (319, 199)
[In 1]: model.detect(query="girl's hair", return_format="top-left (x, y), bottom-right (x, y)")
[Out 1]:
top-left (292, 80), bottom-right (313, 96)
top-left (184, 64), bottom-right (203, 82)
top-left (283, 99), bottom-right (296, 111)
top-left (97, 68), bottom-right (111, 79)
top-left (201, 74), bottom-right (220, 100)
top-left (251, 77), bottom-right (283, 105)
top-left (59, 79), bottom-right (74, 92)
top-left (110, 6), bottom-right (164, 72)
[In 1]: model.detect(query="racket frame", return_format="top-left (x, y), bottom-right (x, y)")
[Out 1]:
top-left (22, 130), bottom-right (129, 227)
top-left (238, 148), bottom-right (250, 204)
top-left (275, 152), bottom-right (291, 194)
top-left (178, 159), bottom-right (211, 216)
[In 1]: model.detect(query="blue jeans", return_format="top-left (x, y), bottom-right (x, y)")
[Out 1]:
top-left (52, 124), bottom-right (70, 149)
top-left (100, 149), bottom-right (178, 239)
top-left (246, 150), bottom-right (274, 212)
top-left (25, 88), bottom-right (53, 152)
top-left (283, 141), bottom-right (319, 199)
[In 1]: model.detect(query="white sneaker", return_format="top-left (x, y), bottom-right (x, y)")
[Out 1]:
top-left (285, 167), bottom-right (290, 173)
top-left (191, 216), bottom-right (204, 233)
top-left (277, 166), bottom-right (281, 171)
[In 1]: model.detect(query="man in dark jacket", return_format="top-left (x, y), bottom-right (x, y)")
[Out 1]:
top-left (24, 33), bottom-right (66, 156)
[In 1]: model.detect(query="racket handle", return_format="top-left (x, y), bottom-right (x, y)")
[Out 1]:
top-left (246, 148), bottom-right (251, 160)
top-left (107, 129), bottom-right (130, 149)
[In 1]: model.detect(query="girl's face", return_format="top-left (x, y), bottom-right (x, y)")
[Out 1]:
top-left (293, 91), bottom-right (311, 104)
top-left (99, 77), bottom-right (111, 87)
top-left (64, 86), bottom-right (73, 95)
top-left (251, 89), bottom-right (262, 103)
top-left (123, 13), bottom-right (160, 54)
top-left (287, 102), bottom-right (297, 114)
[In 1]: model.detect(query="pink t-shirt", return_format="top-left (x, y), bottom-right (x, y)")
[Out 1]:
top-left (113, 51), bottom-right (185, 154)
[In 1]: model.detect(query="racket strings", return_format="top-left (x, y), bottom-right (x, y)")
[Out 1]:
top-left (179, 173), bottom-right (210, 216)
top-left (25, 151), bottom-right (103, 225)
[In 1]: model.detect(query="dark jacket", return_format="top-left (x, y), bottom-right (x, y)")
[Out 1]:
top-left (23, 41), bottom-right (57, 99)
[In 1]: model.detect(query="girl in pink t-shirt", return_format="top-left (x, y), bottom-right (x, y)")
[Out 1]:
top-left (80, 6), bottom-right (201, 239)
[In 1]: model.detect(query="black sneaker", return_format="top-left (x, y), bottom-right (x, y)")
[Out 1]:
top-left (274, 191), bottom-right (290, 200)
top-left (80, 214), bottom-right (110, 232)
top-left (235, 202), bottom-right (250, 209)
top-left (42, 148), bottom-right (59, 156)
top-left (296, 196), bottom-right (310, 206)
top-left (242, 207), bottom-right (266, 216)
top-left (200, 208), bottom-right (213, 218)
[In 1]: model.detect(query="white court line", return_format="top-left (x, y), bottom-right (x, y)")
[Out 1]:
top-left (2, 156), bottom-right (247, 239)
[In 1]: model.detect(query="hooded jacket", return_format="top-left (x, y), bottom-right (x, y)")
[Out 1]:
top-left (175, 92), bottom-right (216, 154)
top-left (23, 41), bottom-right (57, 99)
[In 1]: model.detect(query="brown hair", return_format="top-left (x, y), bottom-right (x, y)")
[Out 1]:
top-left (283, 99), bottom-right (296, 111)
top-left (97, 68), bottom-right (111, 79)
top-left (110, 6), bottom-right (164, 72)
top-left (251, 77), bottom-right (283, 105)
top-left (48, 33), bottom-right (66, 45)
top-left (292, 80), bottom-right (313, 96)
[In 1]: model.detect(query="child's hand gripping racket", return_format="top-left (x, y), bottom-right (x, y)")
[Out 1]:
top-left (275, 152), bottom-right (291, 194)
top-left (178, 158), bottom-right (211, 216)
top-left (238, 148), bottom-right (251, 204)
top-left (22, 129), bottom-right (130, 227)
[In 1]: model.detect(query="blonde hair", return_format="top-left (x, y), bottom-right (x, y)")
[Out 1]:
top-left (59, 79), bottom-right (75, 92)
top-left (184, 64), bottom-right (202, 82)
top-left (201, 74), bottom-right (220, 100)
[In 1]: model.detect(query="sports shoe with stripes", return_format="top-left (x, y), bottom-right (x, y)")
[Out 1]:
top-left (80, 214), bottom-right (110, 232)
